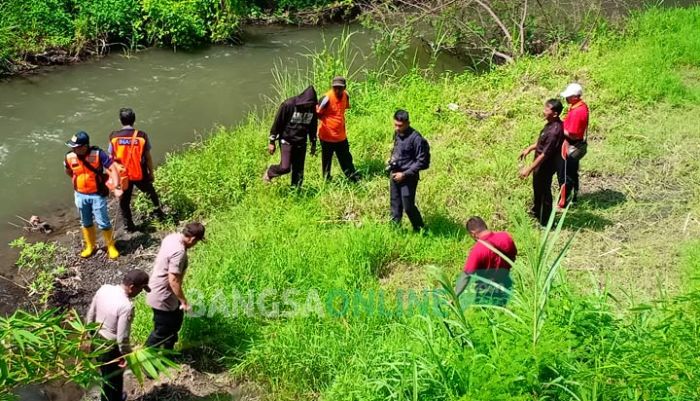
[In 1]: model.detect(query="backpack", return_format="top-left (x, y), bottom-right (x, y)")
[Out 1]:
top-left (107, 129), bottom-right (140, 192)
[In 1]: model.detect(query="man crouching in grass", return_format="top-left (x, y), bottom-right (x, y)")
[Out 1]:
top-left (455, 217), bottom-right (517, 306)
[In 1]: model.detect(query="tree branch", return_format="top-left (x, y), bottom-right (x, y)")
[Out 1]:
top-left (519, 0), bottom-right (528, 55)
top-left (472, 0), bottom-right (514, 50)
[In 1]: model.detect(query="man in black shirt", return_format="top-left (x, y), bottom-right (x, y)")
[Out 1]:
top-left (264, 86), bottom-right (318, 187)
top-left (519, 99), bottom-right (564, 226)
top-left (388, 110), bottom-right (430, 231)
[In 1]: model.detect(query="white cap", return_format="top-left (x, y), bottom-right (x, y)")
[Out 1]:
top-left (561, 83), bottom-right (583, 98)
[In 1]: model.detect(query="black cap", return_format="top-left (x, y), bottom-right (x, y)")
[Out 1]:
top-left (331, 76), bottom-right (346, 88)
top-left (123, 269), bottom-right (150, 292)
top-left (66, 131), bottom-right (90, 148)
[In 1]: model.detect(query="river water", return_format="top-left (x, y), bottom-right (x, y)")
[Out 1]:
top-left (0, 25), bottom-right (466, 312)
top-left (0, 27), bottom-right (461, 248)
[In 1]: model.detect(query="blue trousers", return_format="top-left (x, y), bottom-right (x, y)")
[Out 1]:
top-left (74, 192), bottom-right (112, 230)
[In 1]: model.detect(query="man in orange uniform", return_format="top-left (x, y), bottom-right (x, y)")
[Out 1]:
top-left (557, 83), bottom-right (589, 207)
top-left (316, 76), bottom-right (359, 182)
top-left (64, 131), bottom-right (122, 259)
top-left (109, 108), bottom-right (164, 232)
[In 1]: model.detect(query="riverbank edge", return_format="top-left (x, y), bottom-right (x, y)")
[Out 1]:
top-left (0, 2), bottom-right (361, 78)
top-left (4, 5), bottom-right (700, 400)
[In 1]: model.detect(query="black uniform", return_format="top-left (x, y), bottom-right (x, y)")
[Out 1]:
top-left (267, 86), bottom-right (318, 187)
top-left (389, 127), bottom-right (430, 230)
top-left (532, 119), bottom-right (563, 225)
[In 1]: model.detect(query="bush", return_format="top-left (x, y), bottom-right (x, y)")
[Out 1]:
top-left (0, 0), bottom-right (74, 54)
top-left (72, 0), bottom-right (142, 48)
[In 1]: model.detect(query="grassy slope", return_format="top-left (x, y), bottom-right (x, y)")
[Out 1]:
top-left (131, 7), bottom-right (700, 400)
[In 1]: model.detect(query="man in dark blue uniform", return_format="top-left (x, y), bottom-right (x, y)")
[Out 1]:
top-left (388, 110), bottom-right (430, 231)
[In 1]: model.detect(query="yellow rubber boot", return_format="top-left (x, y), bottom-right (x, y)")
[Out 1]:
top-left (80, 226), bottom-right (97, 258)
top-left (102, 228), bottom-right (120, 259)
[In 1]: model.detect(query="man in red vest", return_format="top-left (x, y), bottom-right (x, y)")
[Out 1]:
top-left (317, 76), bottom-right (359, 182)
top-left (64, 131), bottom-right (122, 259)
top-left (108, 108), bottom-right (164, 232)
top-left (557, 83), bottom-right (590, 207)
top-left (455, 217), bottom-right (517, 305)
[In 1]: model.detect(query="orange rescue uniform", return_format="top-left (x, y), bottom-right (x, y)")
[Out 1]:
top-left (110, 131), bottom-right (146, 181)
top-left (65, 149), bottom-right (106, 195)
top-left (317, 90), bottom-right (349, 143)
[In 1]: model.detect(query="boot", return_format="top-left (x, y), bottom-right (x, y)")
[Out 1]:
top-left (80, 226), bottom-right (97, 258)
top-left (102, 228), bottom-right (120, 259)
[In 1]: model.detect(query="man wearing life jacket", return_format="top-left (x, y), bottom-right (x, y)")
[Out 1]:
top-left (316, 76), bottom-right (359, 182)
top-left (557, 83), bottom-right (589, 208)
top-left (109, 108), bottom-right (164, 232)
top-left (263, 86), bottom-right (318, 187)
top-left (64, 132), bottom-right (122, 259)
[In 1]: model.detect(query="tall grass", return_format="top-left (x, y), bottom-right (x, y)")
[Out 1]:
top-left (128, 6), bottom-right (700, 400)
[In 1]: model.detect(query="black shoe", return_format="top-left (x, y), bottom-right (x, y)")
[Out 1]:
top-left (153, 209), bottom-right (166, 221)
top-left (125, 223), bottom-right (138, 233)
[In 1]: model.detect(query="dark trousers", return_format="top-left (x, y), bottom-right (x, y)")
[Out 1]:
top-left (473, 269), bottom-right (513, 306)
top-left (557, 154), bottom-right (580, 207)
top-left (119, 179), bottom-right (162, 228)
top-left (532, 167), bottom-right (555, 226)
top-left (267, 142), bottom-right (307, 187)
top-left (390, 176), bottom-right (424, 231)
top-left (320, 139), bottom-right (358, 181)
top-left (145, 308), bottom-right (184, 350)
top-left (98, 345), bottom-right (124, 401)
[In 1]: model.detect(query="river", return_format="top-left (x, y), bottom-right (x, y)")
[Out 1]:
top-left (0, 25), bottom-right (466, 313)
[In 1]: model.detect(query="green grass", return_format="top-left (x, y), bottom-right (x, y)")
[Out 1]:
top-left (126, 6), bottom-right (700, 400)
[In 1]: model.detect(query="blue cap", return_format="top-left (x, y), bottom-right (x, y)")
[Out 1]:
top-left (66, 131), bottom-right (90, 148)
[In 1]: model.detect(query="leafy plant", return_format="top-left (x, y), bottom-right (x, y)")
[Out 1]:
top-left (10, 238), bottom-right (65, 305)
top-left (0, 309), bottom-right (104, 399)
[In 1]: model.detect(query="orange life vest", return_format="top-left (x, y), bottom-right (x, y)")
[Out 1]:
top-left (65, 148), bottom-right (105, 195)
top-left (110, 130), bottom-right (146, 181)
top-left (317, 90), bottom-right (349, 142)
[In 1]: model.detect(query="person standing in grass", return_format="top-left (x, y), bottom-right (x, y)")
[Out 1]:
top-left (519, 99), bottom-right (564, 226)
top-left (145, 222), bottom-right (205, 350)
top-left (454, 217), bottom-right (517, 305)
top-left (316, 76), bottom-right (359, 182)
top-left (87, 269), bottom-right (150, 401)
top-left (64, 131), bottom-right (122, 259)
top-left (388, 110), bottom-right (430, 232)
top-left (108, 108), bottom-right (165, 232)
top-left (263, 86), bottom-right (318, 187)
top-left (558, 83), bottom-right (589, 207)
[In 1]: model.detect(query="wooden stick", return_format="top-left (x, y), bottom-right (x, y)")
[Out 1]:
top-left (15, 215), bottom-right (32, 224)
top-left (0, 274), bottom-right (27, 290)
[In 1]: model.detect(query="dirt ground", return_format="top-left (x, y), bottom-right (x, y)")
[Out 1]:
top-left (4, 205), bottom-right (261, 401)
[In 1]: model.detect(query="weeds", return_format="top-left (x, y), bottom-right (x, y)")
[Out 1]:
top-left (9, 238), bottom-right (65, 305)
top-left (0, 309), bottom-right (178, 400)
top-left (124, 6), bottom-right (700, 400)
